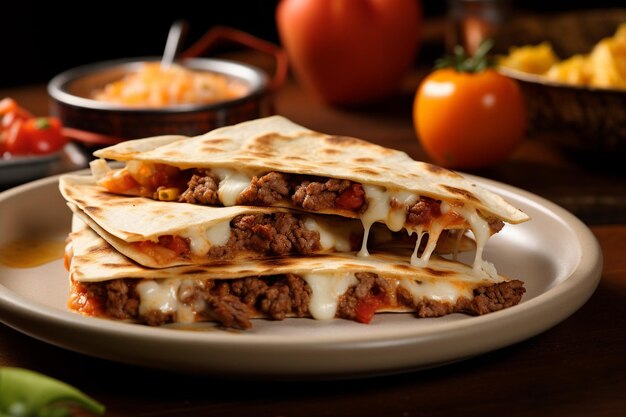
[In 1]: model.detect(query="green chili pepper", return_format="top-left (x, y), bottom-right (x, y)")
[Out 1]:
top-left (0, 367), bottom-right (105, 417)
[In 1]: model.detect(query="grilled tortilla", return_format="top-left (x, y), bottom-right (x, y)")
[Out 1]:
top-left (66, 217), bottom-right (525, 330)
top-left (60, 174), bottom-right (474, 268)
top-left (91, 116), bottom-right (529, 276)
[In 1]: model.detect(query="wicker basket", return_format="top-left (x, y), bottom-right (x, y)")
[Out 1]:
top-left (495, 9), bottom-right (626, 161)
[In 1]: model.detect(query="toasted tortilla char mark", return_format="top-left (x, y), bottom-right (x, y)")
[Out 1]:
top-left (201, 147), bottom-right (227, 153)
top-left (424, 163), bottom-right (462, 178)
top-left (321, 149), bottom-right (341, 155)
top-left (325, 135), bottom-right (384, 151)
top-left (285, 156), bottom-right (306, 160)
top-left (83, 206), bottom-right (102, 215)
top-left (162, 150), bottom-right (182, 157)
top-left (353, 168), bottom-right (380, 176)
top-left (182, 269), bottom-right (214, 275)
top-left (441, 185), bottom-right (479, 202)
top-left (391, 263), bottom-right (413, 271)
top-left (258, 257), bottom-right (301, 267)
top-left (354, 157), bottom-right (375, 163)
top-left (203, 138), bottom-right (231, 145)
top-left (423, 267), bottom-right (455, 277)
top-left (249, 133), bottom-right (292, 153)
top-left (101, 262), bottom-right (131, 269)
top-left (248, 151), bottom-right (274, 158)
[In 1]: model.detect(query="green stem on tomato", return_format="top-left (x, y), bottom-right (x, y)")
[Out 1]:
top-left (34, 118), bottom-right (51, 130)
top-left (0, 368), bottom-right (105, 417)
top-left (434, 39), bottom-right (495, 73)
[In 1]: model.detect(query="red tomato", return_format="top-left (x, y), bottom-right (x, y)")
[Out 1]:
top-left (4, 119), bottom-right (32, 155)
top-left (276, 0), bottom-right (421, 105)
top-left (25, 117), bottom-right (67, 154)
top-left (414, 67), bottom-right (526, 169)
top-left (0, 97), bottom-right (33, 120)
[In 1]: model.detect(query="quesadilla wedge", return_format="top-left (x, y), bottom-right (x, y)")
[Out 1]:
top-left (66, 217), bottom-right (525, 330)
top-left (60, 174), bottom-right (474, 268)
top-left (91, 116), bottom-right (529, 277)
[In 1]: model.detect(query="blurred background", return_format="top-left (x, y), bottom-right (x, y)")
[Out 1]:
top-left (2, 0), bottom-right (625, 88)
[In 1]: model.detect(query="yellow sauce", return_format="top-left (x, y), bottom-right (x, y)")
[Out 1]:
top-left (0, 238), bottom-right (66, 268)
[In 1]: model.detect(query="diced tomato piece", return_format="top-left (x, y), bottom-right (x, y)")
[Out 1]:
top-left (354, 294), bottom-right (386, 324)
top-left (158, 235), bottom-right (190, 257)
top-left (335, 183), bottom-right (365, 211)
top-left (68, 280), bottom-right (104, 316)
top-left (133, 235), bottom-right (190, 261)
top-left (101, 169), bottom-right (140, 193)
top-left (4, 119), bottom-right (32, 155)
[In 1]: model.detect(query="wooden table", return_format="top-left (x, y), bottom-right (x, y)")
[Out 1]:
top-left (1, 71), bottom-right (625, 417)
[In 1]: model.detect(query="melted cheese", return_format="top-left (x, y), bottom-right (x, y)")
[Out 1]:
top-left (181, 220), bottom-right (232, 256)
top-left (213, 168), bottom-right (253, 206)
top-left (134, 271), bottom-right (488, 325)
top-left (358, 185), bottom-right (420, 258)
top-left (301, 272), bottom-right (358, 320)
top-left (408, 227), bottom-right (425, 266)
top-left (136, 274), bottom-right (360, 323)
top-left (176, 280), bottom-right (204, 323)
top-left (399, 277), bottom-right (471, 303)
top-left (410, 222), bottom-right (444, 268)
top-left (389, 191), bottom-right (419, 231)
top-left (136, 279), bottom-right (180, 316)
top-left (443, 202), bottom-right (497, 278)
top-left (359, 185), bottom-right (412, 256)
top-left (204, 220), bottom-right (232, 247)
top-left (304, 217), bottom-right (352, 252)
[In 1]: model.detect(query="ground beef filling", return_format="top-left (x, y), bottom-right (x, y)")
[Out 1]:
top-left (397, 279), bottom-right (526, 317)
top-left (178, 169), bottom-right (221, 205)
top-left (207, 212), bottom-right (321, 259)
top-left (72, 275), bottom-right (525, 329)
top-left (178, 169), bottom-right (364, 212)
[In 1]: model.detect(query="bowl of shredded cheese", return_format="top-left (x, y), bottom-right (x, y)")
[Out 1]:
top-left (47, 27), bottom-right (287, 146)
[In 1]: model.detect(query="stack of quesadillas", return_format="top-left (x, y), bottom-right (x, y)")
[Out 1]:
top-left (60, 116), bottom-right (529, 329)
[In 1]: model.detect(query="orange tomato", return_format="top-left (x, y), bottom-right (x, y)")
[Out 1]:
top-left (414, 68), bottom-right (526, 169)
top-left (276, 0), bottom-right (421, 105)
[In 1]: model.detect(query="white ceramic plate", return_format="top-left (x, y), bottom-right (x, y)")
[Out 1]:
top-left (0, 173), bottom-right (602, 379)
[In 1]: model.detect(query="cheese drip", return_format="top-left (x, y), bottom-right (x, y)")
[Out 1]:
top-left (358, 185), bottom-right (418, 257)
top-left (213, 168), bottom-right (254, 206)
top-left (442, 202), bottom-right (497, 279)
top-left (410, 222), bottom-right (444, 268)
top-left (301, 272), bottom-right (357, 320)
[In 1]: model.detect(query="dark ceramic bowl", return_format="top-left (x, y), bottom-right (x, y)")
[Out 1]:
top-left (47, 56), bottom-right (276, 145)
